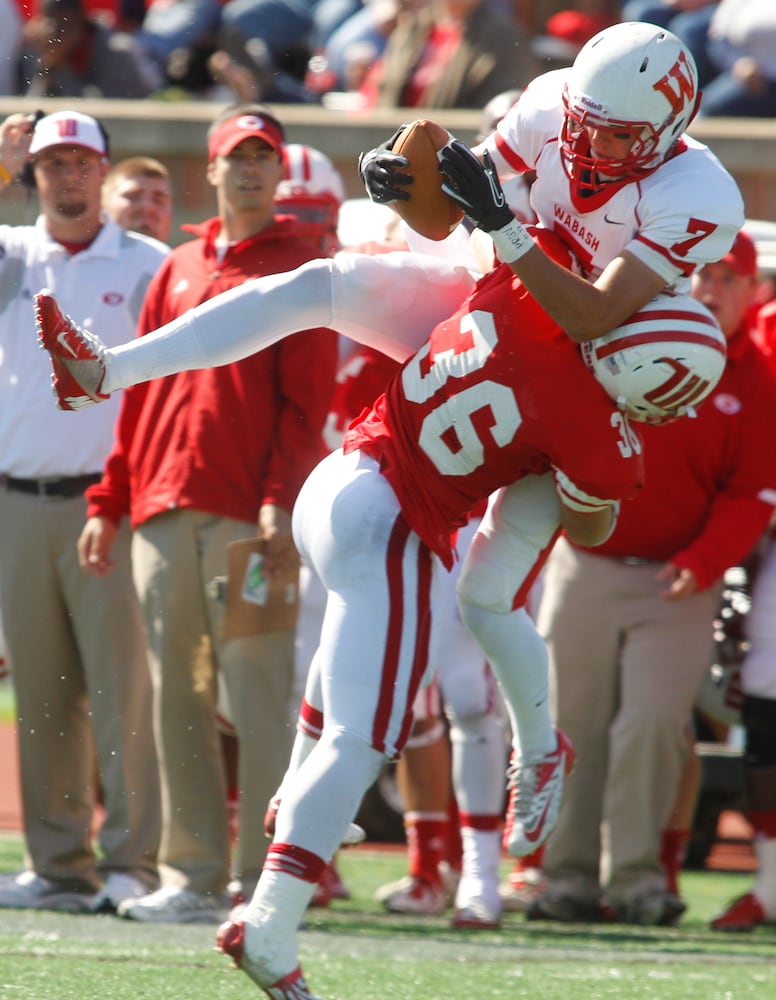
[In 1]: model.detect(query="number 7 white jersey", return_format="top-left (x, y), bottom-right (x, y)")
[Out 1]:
top-left (480, 69), bottom-right (745, 291)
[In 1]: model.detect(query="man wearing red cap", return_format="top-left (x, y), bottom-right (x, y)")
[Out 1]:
top-left (521, 229), bottom-right (776, 925)
top-left (77, 103), bottom-right (338, 923)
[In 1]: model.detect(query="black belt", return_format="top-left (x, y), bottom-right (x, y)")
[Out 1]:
top-left (0, 472), bottom-right (102, 499)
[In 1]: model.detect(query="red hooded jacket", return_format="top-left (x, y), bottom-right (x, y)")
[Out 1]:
top-left (86, 216), bottom-right (338, 527)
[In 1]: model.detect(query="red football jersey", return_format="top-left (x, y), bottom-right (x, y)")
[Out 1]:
top-left (343, 263), bottom-right (645, 567)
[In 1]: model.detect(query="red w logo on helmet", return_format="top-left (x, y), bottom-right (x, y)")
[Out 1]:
top-left (653, 52), bottom-right (696, 115)
top-left (644, 357), bottom-right (711, 413)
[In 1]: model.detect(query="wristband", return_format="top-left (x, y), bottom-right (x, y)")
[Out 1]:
top-left (0, 162), bottom-right (11, 186)
top-left (490, 218), bottom-right (533, 264)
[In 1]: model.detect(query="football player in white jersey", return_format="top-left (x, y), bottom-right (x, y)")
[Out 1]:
top-left (361, 21), bottom-right (744, 337)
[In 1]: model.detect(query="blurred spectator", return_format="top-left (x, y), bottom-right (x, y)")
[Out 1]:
top-left (134, 0), bottom-right (223, 95)
top-left (17, 0), bottom-right (164, 97)
top-left (696, 0), bottom-right (776, 118)
top-left (313, 0), bottom-right (399, 95)
top-left (102, 156), bottom-right (173, 244)
top-left (0, 108), bottom-right (166, 915)
top-left (217, 0), bottom-right (320, 102)
top-left (358, 0), bottom-right (538, 109)
top-left (79, 104), bottom-right (338, 924)
top-left (531, 8), bottom-right (612, 71)
top-left (530, 231), bottom-right (776, 925)
top-left (619, 1), bottom-right (719, 86)
top-left (0, 0), bottom-right (23, 95)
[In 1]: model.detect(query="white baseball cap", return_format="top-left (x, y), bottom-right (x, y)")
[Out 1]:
top-left (29, 111), bottom-right (108, 158)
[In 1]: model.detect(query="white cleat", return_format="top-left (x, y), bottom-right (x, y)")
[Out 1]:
top-left (217, 917), bottom-right (322, 999)
top-left (451, 875), bottom-right (502, 929)
top-left (375, 874), bottom-right (448, 915)
top-left (502, 728), bottom-right (575, 857)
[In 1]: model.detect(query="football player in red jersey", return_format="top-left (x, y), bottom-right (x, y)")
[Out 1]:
top-left (36, 220), bottom-right (725, 996)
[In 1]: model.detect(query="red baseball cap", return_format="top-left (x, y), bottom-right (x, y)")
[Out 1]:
top-left (208, 114), bottom-right (284, 161)
top-left (532, 10), bottom-right (611, 62)
top-left (719, 230), bottom-right (758, 277)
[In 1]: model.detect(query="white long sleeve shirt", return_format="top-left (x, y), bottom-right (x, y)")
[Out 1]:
top-left (0, 215), bottom-right (167, 477)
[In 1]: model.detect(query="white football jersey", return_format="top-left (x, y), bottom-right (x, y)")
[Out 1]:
top-left (478, 69), bottom-right (745, 293)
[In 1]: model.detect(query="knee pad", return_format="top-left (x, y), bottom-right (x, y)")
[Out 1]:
top-left (457, 555), bottom-right (515, 615)
top-left (448, 710), bottom-right (504, 747)
top-left (405, 717), bottom-right (446, 750)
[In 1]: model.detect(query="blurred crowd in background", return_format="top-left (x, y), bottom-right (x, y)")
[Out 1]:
top-left (1, 0), bottom-right (774, 117)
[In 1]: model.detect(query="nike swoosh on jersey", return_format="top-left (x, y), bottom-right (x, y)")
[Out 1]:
top-left (604, 214), bottom-right (625, 225)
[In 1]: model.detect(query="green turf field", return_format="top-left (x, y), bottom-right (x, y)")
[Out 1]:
top-left (0, 834), bottom-right (774, 999)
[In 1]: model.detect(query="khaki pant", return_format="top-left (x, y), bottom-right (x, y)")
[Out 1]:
top-left (132, 509), bottom-right (296, 895)
top-left (0, 487), bottom-right (160, 891)
top-left (537, 536), bottom-right (720, 906)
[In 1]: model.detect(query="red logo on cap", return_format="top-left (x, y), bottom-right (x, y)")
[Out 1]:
top-left (57, 119), bottom-right (79, 138)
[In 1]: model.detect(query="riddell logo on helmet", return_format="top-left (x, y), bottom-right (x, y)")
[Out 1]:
top-left (652, 52), bottom-right (696, 115)
top-left (579, 95), bottom-right (606, 113)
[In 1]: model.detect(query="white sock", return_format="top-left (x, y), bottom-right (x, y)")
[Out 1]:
top-left (449, 710), bottom-right (505, 815)
top-left (107, 261), bottom-right (335, 392)
top-left (106, 251), bottom-right (474, 393)
top-left (274, 730), bottom-right (319, 802)
top-left (274, 729), bottom-right (383, 861)
top-left (753, 836), bottom-right (776, 916)
top-left (460, 827), bottom-right (501, 885)
top-left (458, 603), bottom-right (555, 760)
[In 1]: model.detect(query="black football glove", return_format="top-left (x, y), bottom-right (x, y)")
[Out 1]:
top-left (358, 124), bottom-right (413, 204)
top-left (439, 142), bottom-right (514, 233)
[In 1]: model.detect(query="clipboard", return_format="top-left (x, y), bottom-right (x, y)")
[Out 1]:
top-left (223, 538), bottom-right (300, 639)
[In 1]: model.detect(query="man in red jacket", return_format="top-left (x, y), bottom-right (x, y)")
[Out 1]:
top-left (529, 230), bottom-right (776, 926)
top-left (77, 104), bottom-right (338, 924)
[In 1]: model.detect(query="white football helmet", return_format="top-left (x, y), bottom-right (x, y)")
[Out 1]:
top-left (561, 22), bottom-right (701, 187)
top-left (581, 292), bottom-right (727, 424)
top-left (276, 144), bottom-right (346, 255)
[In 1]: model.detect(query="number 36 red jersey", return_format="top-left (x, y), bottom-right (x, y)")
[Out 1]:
top-left (343, 257), bottom-right (644, 568)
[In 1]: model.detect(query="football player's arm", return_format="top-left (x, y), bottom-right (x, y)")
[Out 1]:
top-left (438, 141), bottom-right (666, 341)
top-left (503, 244), bottom-right (665, 343)
top-left (554, 468), bottom-right (620, 547)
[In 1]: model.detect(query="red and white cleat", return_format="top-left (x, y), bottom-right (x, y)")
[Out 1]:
top-left (375, 874), bottom-right (448, 915)
top-left (503, 728), bottom-right (575, 857)
top-left (217, 919), bottom-right (321, 999)
top-left (711, 892), bottom-right (768, 932)
top-left (34, 289), bottom-right (110, 410)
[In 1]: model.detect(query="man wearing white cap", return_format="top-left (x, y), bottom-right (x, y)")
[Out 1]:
top-left (77, 103), bottom-right (338, 924)
top-left (0, 109), bottom-right (168, 914)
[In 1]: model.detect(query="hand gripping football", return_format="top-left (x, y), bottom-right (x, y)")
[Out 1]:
top-left (391, 120), bottom-right (465, 241)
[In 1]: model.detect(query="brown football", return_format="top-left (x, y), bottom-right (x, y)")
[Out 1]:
top-left (391, 119), bottom-right (465, 241)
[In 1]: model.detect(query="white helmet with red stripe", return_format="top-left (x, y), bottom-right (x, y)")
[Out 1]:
top-left (276, 143), bottom-right (346, 255)
top-left (581, 292), bottom-right (727, 424)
